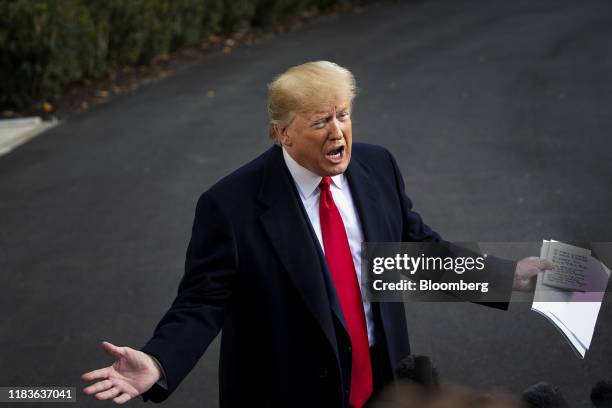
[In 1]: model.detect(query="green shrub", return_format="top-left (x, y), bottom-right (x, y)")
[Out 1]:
top-left (0, 0), bottom-right (101, 107)
top-left (0, 0), bottom-right (360, 110)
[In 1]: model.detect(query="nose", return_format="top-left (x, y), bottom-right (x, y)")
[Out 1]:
top-left (328, 117), bottom-right (343, 140)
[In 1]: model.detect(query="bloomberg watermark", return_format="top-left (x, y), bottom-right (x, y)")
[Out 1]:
top-left (361, 242), bottom-right (612, 303)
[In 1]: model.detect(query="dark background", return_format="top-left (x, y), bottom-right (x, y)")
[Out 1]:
top-left (1, 0), bottom-right (611, 406)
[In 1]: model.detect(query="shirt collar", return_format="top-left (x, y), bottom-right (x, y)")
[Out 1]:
top-left (282, 147), bottom-right (345, 200)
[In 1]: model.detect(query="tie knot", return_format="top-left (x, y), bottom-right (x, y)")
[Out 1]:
top-left (319, 176), bottom-right (332, 191)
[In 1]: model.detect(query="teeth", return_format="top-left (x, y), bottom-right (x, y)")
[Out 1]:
top-left (327, 147), bottom-right (343, 157)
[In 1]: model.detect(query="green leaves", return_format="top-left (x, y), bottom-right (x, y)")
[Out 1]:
top-left (0, 0), bottom-right (355, 110)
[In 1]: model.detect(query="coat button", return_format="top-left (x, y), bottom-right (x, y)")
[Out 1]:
top-left (318, 367), bottom-right (328, 378)
top-left (345, 345), bottom-right (352, 354)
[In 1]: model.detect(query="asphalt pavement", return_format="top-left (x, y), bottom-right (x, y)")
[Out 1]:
top-left (1, 0), bottom-right (611, 406)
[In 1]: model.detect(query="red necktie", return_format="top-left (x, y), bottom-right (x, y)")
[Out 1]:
top-left (318, 176), bottom-right (373, 408)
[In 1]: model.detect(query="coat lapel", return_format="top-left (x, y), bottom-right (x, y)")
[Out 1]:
top-left (346, 151), bottom-right (411, 372)
top-left (345, 153), bottom-right (385, 243)
top-left (345, 150), bottom-right (406, 293)
top-left (257, 146), bottom-right (338, 356)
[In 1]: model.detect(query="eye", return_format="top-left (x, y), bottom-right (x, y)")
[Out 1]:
top-left (338, 111), bottom-right (350, 121)
top-left (312, 118), bottom-right (327, 129)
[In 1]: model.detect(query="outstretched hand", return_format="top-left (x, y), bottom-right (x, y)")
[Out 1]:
top-left (514, 257), bottom-right (554, 291)
top-left (81, 341), bottom-right (161, 404)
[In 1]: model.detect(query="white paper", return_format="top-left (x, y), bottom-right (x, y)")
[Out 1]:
top-left (542, 241), bottom-right (590, 291)
top-left (531, 240), bottom-right (610, 359)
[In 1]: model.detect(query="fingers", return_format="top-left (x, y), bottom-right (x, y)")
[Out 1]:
top-left (101, 341), bottom-right (125, 359)
top-left (94, 386), bottom-right (122, 401)
top-left (538, 259), bottom-right (554, 270)
top-left (81, 367), bottom-right (111, 381)
top-left (83, 379), bottom-right (113, 395)
top-left (88, 380), bottom-right (138, 403)
top-left (520, 257), bottom-right (553, 271)
top-left (113, 393), bottom-right (132, 404)
top-left (81, 342), bottom-right (124, 382)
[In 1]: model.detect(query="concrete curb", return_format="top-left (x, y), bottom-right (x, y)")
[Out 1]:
top-left (0, 117), bottom-right (59, 156)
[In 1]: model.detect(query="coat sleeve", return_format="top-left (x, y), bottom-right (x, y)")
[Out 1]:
top-left (140, 191), bottom-right (238, 402)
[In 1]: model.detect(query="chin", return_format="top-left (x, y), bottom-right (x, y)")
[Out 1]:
top-left (323, 162), bottom-right (349, 176)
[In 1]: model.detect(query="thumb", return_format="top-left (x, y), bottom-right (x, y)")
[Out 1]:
top-left (538, 259), bottom-right (554, 270)
top-left (101, 341), bottom-right (125, 359)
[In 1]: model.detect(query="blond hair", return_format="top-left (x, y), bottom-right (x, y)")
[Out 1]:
top-left (267, 61), bottom-right (357, 140)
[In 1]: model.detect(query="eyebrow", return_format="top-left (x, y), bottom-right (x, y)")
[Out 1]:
top-left (311, 107), bottom-right (349, 120)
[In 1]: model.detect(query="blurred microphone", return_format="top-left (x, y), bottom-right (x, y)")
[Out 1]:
top-left (395, 354), bottom-right (439, 389)
top-left (521, 382), bottom-right (568, 408)
top-left (591, 380), bottom-right (612, 408)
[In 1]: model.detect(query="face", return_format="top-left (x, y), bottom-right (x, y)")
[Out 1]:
top-left (277, 102), bottom-right (352, 177)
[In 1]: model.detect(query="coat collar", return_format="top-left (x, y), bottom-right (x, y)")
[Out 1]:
top-left (282, 147), bottom-right (346, 201)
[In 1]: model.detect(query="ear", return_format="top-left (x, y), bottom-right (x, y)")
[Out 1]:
top-left (276, 125), bottom-right (292, 147)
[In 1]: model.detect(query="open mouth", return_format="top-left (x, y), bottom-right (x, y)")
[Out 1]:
top-left (325, 145), bottom-right (345, 163)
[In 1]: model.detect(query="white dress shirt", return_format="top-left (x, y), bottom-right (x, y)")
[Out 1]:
top-left (282, 147), bottom-right (376, 346)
